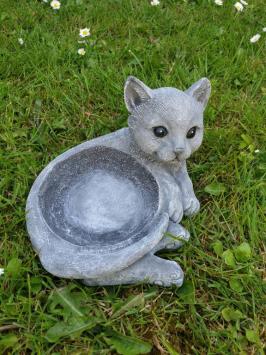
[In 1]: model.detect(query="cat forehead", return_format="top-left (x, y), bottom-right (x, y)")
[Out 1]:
top-left (153, 88), bottom-right (200, 110)
top-left (136, 87), bottom-right (203, 122)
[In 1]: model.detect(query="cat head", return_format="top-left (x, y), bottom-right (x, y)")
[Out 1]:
top-left (124, 76), bottom-right (211, 162)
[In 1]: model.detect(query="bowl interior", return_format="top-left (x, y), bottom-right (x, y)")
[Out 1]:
top-left (39, 146), bottom-right (159, 250)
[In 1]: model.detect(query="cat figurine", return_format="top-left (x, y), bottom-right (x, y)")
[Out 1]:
top-left (26, 76), bottom-right (211, 287)
top-left (84, 76), bottom-right (211, 286)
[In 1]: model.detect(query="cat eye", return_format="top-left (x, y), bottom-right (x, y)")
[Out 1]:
top-left (186, 126), bottom-right (197, 139)
top-left (153, 126), bottom-right (168, 138)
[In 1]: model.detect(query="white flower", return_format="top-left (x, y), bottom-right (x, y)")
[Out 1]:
top-left (43, 0), bottom-right (48, 2)
top-left (78, 48), bottom-right (86, 56)
top-left (263, 27), bottom-right (266, 32)
top-left (234, 2), bottom-right (244, 11)
top-left (18, 38), bottom-right (24, 45)
top-left (50, 0), bottom-right (61, 10)
top-left (254, 149), bottom-right (260, 153)
top-left (79, 28), bottom-right (91, 38)
top-left (214, 0), bottom-right (223, 6)
top-left (150, 0), bottom-right (160, 6)
top-left (240, 0), bottom-right (248, 5)
top-left (0, 268), bottom-right (4, 276)
top-left (250, 34), bottom-right (261, 43)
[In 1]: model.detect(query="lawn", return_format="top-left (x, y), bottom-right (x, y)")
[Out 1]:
top-left (0, 0), bottom-right (265, 353)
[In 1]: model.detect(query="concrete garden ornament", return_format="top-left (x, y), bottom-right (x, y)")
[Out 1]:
top-left (26, 76), bottom-right (211, 287)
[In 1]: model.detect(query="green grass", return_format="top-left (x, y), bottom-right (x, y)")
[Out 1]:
top-left (0, 0), bottom-right (265, 353)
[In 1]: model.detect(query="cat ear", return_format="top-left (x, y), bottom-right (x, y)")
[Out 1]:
top-left (186, 78), bottom-right (211, 109)
top-left (124, 76), bottom-right (153, 113)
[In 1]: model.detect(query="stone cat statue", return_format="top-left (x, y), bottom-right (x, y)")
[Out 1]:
top-left (26, 76), bottom-right (211, 287)
top-left (83, 76), bottom-right (211, 286)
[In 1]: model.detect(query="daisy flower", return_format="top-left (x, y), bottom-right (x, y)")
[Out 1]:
top-left (214, 0), bottom-right (223, 6)
top-left (78, 48), bottom-right (86, 56)
top-left (250, 34), bottom-right (261, 43)
top-left (254, 149), bottom-right (260, 153)
top-left (79, 28), bottom-right (91, 38)
top-left (0, 268), bottom-right (4, 277)
top-left (263, 27), bottom-right (266, 32)
top-left (18, 38), bottom-right (24, 45)
top-left (150, 0), bottom-right (160, 6)
top-left (50, 0), bottom-right (61, 10)
top-left (234, 2), bottom-right (244, 11)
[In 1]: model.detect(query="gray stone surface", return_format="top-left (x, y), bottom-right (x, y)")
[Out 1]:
top-left (26, 76), bottom-right (211, 287)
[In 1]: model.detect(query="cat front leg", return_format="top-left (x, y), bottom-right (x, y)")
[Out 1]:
top-left (175, 161), bottom-right (200, 217)
top-left (149, 167), bottom-right (184, 223)
top-left (168, 187), bottom-right (184, 223)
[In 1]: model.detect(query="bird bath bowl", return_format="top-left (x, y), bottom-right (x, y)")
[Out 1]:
top-left (26, 145), bottom-right (168, 280)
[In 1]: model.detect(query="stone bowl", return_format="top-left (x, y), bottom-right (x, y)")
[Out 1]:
top-left (26, 145), bottom-right (168, 280)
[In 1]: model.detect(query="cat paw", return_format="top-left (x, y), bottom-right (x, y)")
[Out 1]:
top-left (183, 197), bottom-right (200, 216)
top-left (171, 208), bottom-right (183, 223)
top-left (167, 223), bottom-right (190, 243)
top-left (153, 261), bottom-right (184, 287)
top-left (153, 223), bottom-right (190, 252)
